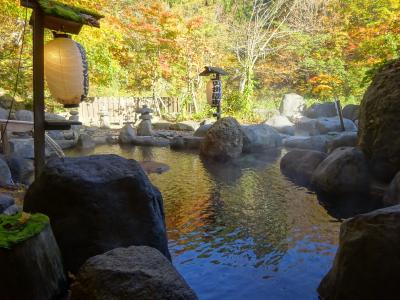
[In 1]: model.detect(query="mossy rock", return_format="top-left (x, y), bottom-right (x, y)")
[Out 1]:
top-left (38, 0), bottom-right (104, 25)
top-left (0, 212), bottom-right (49, 249)
top-left (358, 59), bottom-right (400, 182)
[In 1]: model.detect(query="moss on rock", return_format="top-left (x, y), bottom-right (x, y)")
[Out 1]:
top-left (0, 213), bottom-right (49, 249)
top-left (38, 0), bottom-right (104, 25)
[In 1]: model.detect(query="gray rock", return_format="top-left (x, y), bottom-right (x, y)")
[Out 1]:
top-left (9, 138), bottom-right (35, 159)
top-left (305, 102), bottom-right (337, 118)
top-left (311, 147), bottom-right (370, 194)
top-left (6, 155), bottom-right (34, 185)
top-left (242, 124), bottom-right (282, 153)
top-left (383, 172), bottom-right (400, 207)
top-left (45, 113), bottom-right (66, 120)
top-left (77, 133), bottom-right (95, 150)
top-left (3, 204), bottom-right (21, 215)
top-left (265, 115), bottom-right (295, 135)
top-left (170, 121), bottom-right (198, 131)
top-left (131, 136), bottom-right (170, 147)
top-left (0, 194), bottom-right (15, 213)
top-left (70, 246), bottom-right (197, 300)
top-left (46, 130), bottom-right (65, 140)
top-left (315, 117), bottom-right (357, 134)
top-left (358, 60), bottom-right (400, 182)
top-left (137, 120), bottom-right (153, 136)
top-left (327, 132), bottom-right (358, 153)
top-left (55, 139), bottom-right (76, 150)
top-left (63, 130), bottom-right (76, 140)
top-left (200, 117), bottom-right (243, 161)
top-left (342, 104), bottom-right (359, 121)
top-left (171, 136), bottom-right (203, 150)
top-left (153, 122), bottom-right (172, 130)
top-left (295, 117), bottom-right (319, 136)
top-left (280, 150), bottom-right (327, 186)
top-left (284, 135), bottom-right (329, 152)
top-left (136, 105), bottom-right (153, 114)
top-left (0, 158), bottom-right (14, 186)
top-left (24, 155), bottom-right (171, 273)
top-left (70, 110), bottom-right (79, 116)
top-left (139, 114), bottom-right (152, 120)
top-left (193, 124), bottom-right (212, 137)
top-left (106, 135), bottom-right (118, 145)
top-left (279, 93), bottom-right (305, 119)
top-left (0, 108), bottom-right (9, 119)
top-left (200, 119), bottom-right (214, 126)
top-left (0, 94), bottom-right (15, 109)
top-left (15, 110), bottom-right (33, 122)
top-left (118, 124), bottom-right (136, 144)
top-left (318, 205), bottom-right (400, 300)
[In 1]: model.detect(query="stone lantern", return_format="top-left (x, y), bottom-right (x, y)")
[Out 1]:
top-left (136, 105), bottom-right (154, 136)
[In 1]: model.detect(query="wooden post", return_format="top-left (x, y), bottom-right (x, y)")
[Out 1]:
top-left (0, 125), bottom-right (10, 156)
top-left (33, 3), bottom-right (46, 178)
top-left (335, 98), bottom-right (345, 132)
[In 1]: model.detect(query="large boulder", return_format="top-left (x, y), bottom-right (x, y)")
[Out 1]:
top-left (24, 155), bottom-right (171, 273)
top-left (279, 93), bottom-right (305, 119)
top-left (358, 60), bottom-right (400, 182)
top-left (318, 205), bottom-right (400, 300)
top-left (280, 150), bottom-right (327, 186)
top-left (15, 110), bottom-right (33, 122)
top-left (6, 155), bottom-right (34, 185)
top-left (193, 124), bottom-right (212, 137)
top-left (242, 124), bottom-right (282, 153)
top-left (76, 133), bottom-right (95, 151)
top-left (294, 117), bottom-right (319, 136)
top-left (383, 172), bottom-right (400, 207)
top-left (70, 246), bottom-right (197, 300)
top-left (305, 102), bottom-right (337, 118)
top-left (315, 117), bottom-right (357, 134)
top-left (265, 115), bottom-right (295, 135)
top-left (342, 104), bottom-right (359, 121)
top-left (200, 117), bottom-right (243, 161)
top-left (0, 158), bottom-right (14, 186)
top-left (118, 124), bottom-right (136, 144)
top-left (327, 132), bottom-right (358, 153)
top-left (283, 135), bottom-right (329, 152)
top-left (311, 147), bottom-right (370, 195)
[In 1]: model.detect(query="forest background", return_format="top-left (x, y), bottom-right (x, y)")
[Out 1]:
top-left (0, 0), bottom-right (399, 122)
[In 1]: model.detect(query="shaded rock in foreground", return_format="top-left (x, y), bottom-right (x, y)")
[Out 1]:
top-left (24, 155), bottom-right (171, 273)
top-left (311, 147), bottom-right (370, 195)
top-left (200, 117), bottom-right (243, 161)
top-left (280, 149), bottom-right (327, 186)
top-left (383, 172), bottom-right (400, 207)
top-left (342, 104), bottom-right (359, 121)
top-left (242, 124), bottom-right (282, 153)
top-left (358, 60), bottom-right (400, 182)
top-left (318, 205), bottom-right (400, 300)
top-left (70, 246), bottom-right (197, 300)
top-left (327, 132), bottom-right (358, 153)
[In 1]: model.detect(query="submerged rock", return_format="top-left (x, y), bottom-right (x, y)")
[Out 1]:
top-left (311, 147), bottom-right (370, 195)
top-left (315, 117), bottom-right (357, 134)
top-left (200, 117), bottom-right (243, 161)
top-left (70, 246), bottom-right (197, 300)
top-left (280, 149), bottom-right (327, 186)
top-left (242, 124), bottom-right (282, 153)
top-left (77, 133), bottom-right (95, 151)
top-left (24, 155), bottom-right (171, 273)
top-left (358, 60), bottom-right (400, 182)
top-left (318, 205), bottom-right (400, 300)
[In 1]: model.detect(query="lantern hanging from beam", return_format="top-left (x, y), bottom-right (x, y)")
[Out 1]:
top-left (44, 34), bottom-right (89, 108)
top-left (206, 79), bottom-right (222, 107)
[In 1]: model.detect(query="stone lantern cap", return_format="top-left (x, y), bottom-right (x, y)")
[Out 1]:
top-left (136, 105), bottom-right (153, 115)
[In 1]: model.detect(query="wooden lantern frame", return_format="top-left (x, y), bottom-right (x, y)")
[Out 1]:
top-left (20, 0), bottom-right (103, 178)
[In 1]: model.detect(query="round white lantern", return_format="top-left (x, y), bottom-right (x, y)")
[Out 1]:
top-left (44, 36), bottom-right (89, 108)
top-left (206, 79), bottom-right (222, 107)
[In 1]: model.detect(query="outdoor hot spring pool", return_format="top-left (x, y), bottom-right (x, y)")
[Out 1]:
top-left (66, 145), bottom-right (340, 300)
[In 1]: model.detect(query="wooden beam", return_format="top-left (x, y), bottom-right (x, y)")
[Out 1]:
top-left (33, 2), bottom-right (45, 178)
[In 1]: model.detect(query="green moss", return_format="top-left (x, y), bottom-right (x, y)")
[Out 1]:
top-left (0, 213), bottom-right (49, 249)
top-left (38, 0), bottom-right (104, 25)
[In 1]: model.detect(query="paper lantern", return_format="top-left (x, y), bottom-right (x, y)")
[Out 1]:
top-left (206, 79), bottom-right (222, 107)
top-left (44, 36), bottom-right (89, 108)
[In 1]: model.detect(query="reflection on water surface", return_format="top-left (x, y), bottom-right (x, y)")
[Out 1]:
top-left (66, 145), bottom-right (340, 300)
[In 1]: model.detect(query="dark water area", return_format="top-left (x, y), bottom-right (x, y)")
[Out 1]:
top-left (66, 145), bottom-right (341, 300)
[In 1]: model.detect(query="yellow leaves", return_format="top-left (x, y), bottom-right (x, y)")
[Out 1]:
top-left (309, 74), bottom-right (342, 99)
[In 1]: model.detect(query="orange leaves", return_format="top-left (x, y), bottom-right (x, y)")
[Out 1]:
top-left (309, 74), bottom-right (342, 99)
top-left (186, 16), bottom-right (204, 31)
